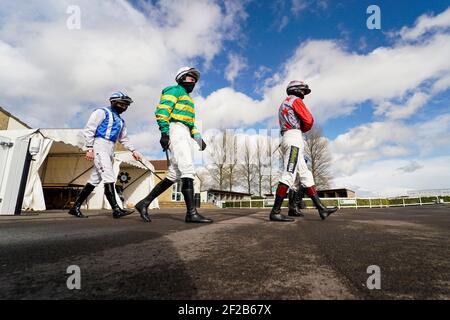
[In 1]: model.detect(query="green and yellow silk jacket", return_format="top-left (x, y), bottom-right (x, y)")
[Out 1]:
top-left (155, 85), bottom-right (201, 139)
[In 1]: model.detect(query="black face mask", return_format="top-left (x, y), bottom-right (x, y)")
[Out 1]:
top-left (287, 88), bottom-right (305, 99)
top-left (111, 103), bottom-right (128, 114)
top-left (180, 81), bottom-right (196, 93)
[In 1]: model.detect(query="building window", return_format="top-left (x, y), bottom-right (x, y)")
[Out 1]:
top-left (171, 183), bottom-right (183, 202)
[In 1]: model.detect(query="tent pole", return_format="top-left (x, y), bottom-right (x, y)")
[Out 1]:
top-left (123, 171), bottom-right (149, 191)
top-left (137, 159), bottom-right (164, 181)
top-left (68, 165), bottom-right (94, 185)
top-left (14, 140), bottom-right (33, 215)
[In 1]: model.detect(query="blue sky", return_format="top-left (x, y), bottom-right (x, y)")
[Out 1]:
top-left (1, 0), bottom-right (450, 196)
top-left (195, 0), bottom-right (450, 137)
top-left (198, 0), bottom-right (449, 90)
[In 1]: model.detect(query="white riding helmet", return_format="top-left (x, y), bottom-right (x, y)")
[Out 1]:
top-left (286, 80), bottom-right (311, 95)
top-left (175, 66), bottom-right (201, 83)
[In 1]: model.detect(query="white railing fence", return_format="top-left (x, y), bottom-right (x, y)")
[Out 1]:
top-left (217, 196), bottom-right (450, 209)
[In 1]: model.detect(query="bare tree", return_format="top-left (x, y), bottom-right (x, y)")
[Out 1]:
top-left (254, 136), bottom-right (266, 197)
top-left (196, 167), bottom-right (211, 192)
top-left (304, 127), bottom-right (333, 189)
top-left (266, 135), bottom-right (280, 195)
top-left (206, 130), bottom-right (228, 190)
top-left (240, 137), bottom-right (256, 195)
top-left (225, 132), bottom-right (238, 192)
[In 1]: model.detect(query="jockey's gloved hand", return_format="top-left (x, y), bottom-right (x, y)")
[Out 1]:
top-left (200, 139), bottom-right (207, 151)
top-left (160, 133), bottom-right (170, 151)
top-left (198, 138), bottom-right (207, 151)
top-left (194, 136), bottom-right (207, 151)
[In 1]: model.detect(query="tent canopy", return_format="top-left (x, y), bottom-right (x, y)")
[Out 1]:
top-left (0, 129), bottom-right (158, 211)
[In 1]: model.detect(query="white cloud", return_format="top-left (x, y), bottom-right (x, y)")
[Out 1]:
top-left (0, 0), bottom-right (246, 128)
top-left (332, 156), bottom-right (450, 197)
top-left (415, 113), bottom-right (450, 152)
top-left (316, 0), bottom-right (328, 10)
top-left (399, 7), bottom-right (450, 41)
top-left (1, 2), bottom-right (450, 196)
top-left (277, 16), bottom-right (290, 32)
top-left (274, 33), bottom-right (450, 122)
top-left (329, 113), bottom-right (450, 176)
top-left (225, 53), bottom-right (247, 84)
top-left (254, 65), bottom-right (272, 80)
top-left (195, 7), bottom-right (450, 134)
top-left (328, 121), bottom-right (412, 176)
top-left (375, 91), bottom-right (431, 120)
top-left (292, 0), bottom-right (308, 15)
top-left (128, 126), bottom-right (162, 158)
top-left (396, 160), bottom-right (424, 173)
top-left (275, 0), bottom-right (327, 32)
top-left (3, 3), bottom-right (449, 132)
top-left (195, 88), bottom-right (263, 130)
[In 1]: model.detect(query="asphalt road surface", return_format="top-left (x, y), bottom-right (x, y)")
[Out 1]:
top-left (0, 205), bottom-right (449, 300)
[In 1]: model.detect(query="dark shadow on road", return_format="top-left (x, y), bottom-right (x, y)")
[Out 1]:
top-left (0, 222), bottom-right (198, 299)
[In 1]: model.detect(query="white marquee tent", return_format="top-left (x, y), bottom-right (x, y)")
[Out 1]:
top-left (0, 129), bottom-right (158, 214)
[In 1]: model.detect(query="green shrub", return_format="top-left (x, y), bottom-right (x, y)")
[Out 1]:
top-left (252, 201), bottom-right (264, 208)
top-left (303, 200), bottom-right (313, 208)
top-left (388, 198), bottom-right (404, 205)
top-left (367, 199), bottom-right (382, 206)
top-left (356, 199), bottom-right (370, 206)
top-left (404, 198), bottom-right (420, 204)
top-left (419, 197), bottom-right (436, 203)
top-left (241, 201), bottom-right (250, 208)
top-left (323, 199), bottom-right (339, 207)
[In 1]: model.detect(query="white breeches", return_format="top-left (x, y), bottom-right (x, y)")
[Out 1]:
top-left (88, 138), bottom-right (116, 186)
top-left (279, 129), bottom-right (315, 190)
top-left (166, 122), bottom-right (195, 181)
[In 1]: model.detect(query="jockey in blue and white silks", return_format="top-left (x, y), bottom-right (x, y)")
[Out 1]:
top-left (93, 106), bottom-right (125, 143)
top-left (68, 91), bottom-right (142, 219)
top-left (84, 106), bottom-right (135, 185)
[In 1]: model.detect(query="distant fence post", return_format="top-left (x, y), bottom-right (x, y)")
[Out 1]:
top-left (402, 198), bottom-right (405, 207)
top-left (369, 198), bottom-right (372, 208)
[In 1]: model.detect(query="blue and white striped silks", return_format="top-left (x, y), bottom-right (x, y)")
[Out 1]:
top-left (94, 107), bottom-right (124, 142)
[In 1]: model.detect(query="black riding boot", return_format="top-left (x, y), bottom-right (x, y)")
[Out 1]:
top-left (298, 187), bottom-right (306, 209)
top-left (270, 183), bottom-right (294, 222)
top-left (310, 194), bottom-right (338, 220)
top-left (135, 178), bottom-right (174, 222)
top-left (68, 183), bottom-right (95, 218)
top-left (104, 183), bottom-right (134, 219)
top-left (181, 178), bottom-right (212, 223)
top-left (288, 189), bottom-right (304, 217)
